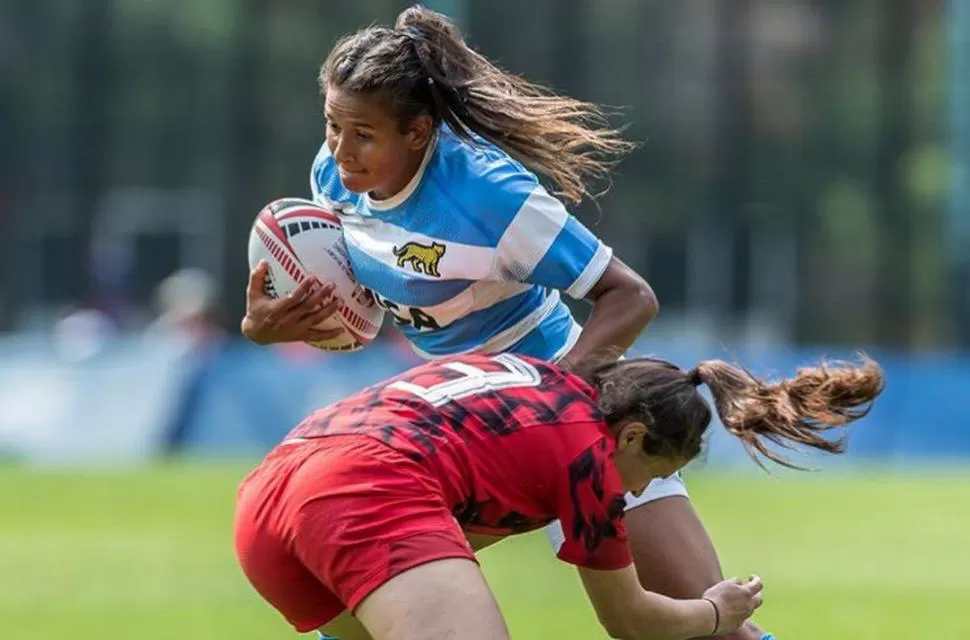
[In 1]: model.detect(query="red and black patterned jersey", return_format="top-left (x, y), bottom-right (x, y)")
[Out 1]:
top-left (285, 352), bottom-right (632, 571)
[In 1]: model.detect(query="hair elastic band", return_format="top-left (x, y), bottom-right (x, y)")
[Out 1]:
top-left (687, 367), bottom-right (703, 386)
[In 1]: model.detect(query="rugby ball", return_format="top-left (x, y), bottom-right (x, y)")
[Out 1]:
top-left (247, 198), bottom-right (384, 352)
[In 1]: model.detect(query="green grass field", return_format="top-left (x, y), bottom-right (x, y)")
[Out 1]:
top-left (1, 463), bottom-right (968, 639)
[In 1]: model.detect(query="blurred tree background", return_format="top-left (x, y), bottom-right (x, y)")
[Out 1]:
top-left (0, 0), bottom-right (962, 351)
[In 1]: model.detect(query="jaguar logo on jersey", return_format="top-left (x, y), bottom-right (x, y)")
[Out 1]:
top-left (393, 241), bottom-right (446, 277)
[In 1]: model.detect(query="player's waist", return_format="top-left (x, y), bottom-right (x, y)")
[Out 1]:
top-left (409, 292), bottom-right (575, 360)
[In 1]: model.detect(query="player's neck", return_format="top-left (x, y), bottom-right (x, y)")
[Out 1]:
top-left (367, 132), bottom-right (438, 209)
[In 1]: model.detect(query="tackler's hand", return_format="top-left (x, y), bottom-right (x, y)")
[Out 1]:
top-left (701, 575), bottom-right (764, 636)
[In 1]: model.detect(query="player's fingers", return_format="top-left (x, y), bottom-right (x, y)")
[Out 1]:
top-left (280, 276), bottom-right (321, 311)
top-left (751, 593), bottom-right (764, 610)
top-left (303, 281), bottom-right (336, 309)
top-left (745, 576), bottom-right (763, 594)
top-left (246, 261), bottom-right (269, 300)
top-left (317, 296), bottom-right (341, 318)
top-left (288, 294), bottom-right (339, 328)
top-left (291, 299), bottom-right (335, 326)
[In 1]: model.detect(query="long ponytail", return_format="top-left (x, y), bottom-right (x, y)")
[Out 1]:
top-left (691, 356), bottom-right (885, 469)
top-left (578, 354), bottom-right (885, 469)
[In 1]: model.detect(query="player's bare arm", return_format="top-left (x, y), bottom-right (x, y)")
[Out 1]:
top-left (579, 564), bottom-right (763, 639)
top-left (559, 255), bottom-right (658, 369)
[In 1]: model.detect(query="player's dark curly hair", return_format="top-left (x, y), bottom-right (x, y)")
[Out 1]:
top-left (320, 4), bottom-right (636, 204)
top-left (576, 355), bottom-right (885, 469)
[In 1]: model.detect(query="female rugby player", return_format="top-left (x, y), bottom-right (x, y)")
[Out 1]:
top-left (234, 352), bottom-right (883, 639)
top-left (242, 6), bottom-right (776, 639)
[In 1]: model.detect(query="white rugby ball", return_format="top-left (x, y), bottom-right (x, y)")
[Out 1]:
top-left (247, 197), bottom-right (384, 352)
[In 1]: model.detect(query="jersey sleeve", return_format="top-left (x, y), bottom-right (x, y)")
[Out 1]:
top-left (487, 171), bottom-right (613, 300)
top-left (309, 143), bottom-right (329, 201)
top-left (309, 143), bottom-right (357, 207)
top-left (555, 435), bottom-right (632, 571)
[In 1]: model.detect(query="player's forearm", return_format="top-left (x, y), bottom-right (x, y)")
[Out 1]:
top-left (615, 593), bottom-right (716, 640)
top-left (561, 283), bottom-right (657, 368)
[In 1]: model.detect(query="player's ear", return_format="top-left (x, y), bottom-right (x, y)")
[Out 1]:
top-left (615, 421), bottom-right (647, 454)
top-left (405, 114), bottom-right (434, 151)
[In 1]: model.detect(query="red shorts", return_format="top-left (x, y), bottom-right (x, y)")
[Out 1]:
top-left (233, 435), bottom-right (476, 633)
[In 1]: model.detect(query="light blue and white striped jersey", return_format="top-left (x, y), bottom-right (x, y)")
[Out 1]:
top-left (310, 125), bottom-right (613, 361)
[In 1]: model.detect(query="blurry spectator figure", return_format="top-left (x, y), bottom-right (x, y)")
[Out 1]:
top-left (144, 268), bottom-right (225, 348)
top-left (51, 305), bottom-right (119, 362)
top-left (146, 269), bottom-right (226, 455)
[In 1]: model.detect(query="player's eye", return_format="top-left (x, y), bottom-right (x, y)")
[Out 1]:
top-left (326, 119), bottom-right (340, 133)
top-left (355, 130), bottom-right (372, 141)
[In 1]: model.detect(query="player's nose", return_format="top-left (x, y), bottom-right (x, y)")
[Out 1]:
top-left (333, 134), bottom-right (356, 165)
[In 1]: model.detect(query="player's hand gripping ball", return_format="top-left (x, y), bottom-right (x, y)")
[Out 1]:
top-left (244, 198), bottom-right (384, 351)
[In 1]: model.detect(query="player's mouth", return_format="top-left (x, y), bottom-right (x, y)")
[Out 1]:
top-left (339, 166), bottom-right (368, 177)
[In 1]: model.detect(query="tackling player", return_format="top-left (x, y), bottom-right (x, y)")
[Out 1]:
top-left (234, 352), bottom-right (884, 639)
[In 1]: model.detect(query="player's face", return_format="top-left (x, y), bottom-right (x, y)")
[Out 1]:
top-left (324, 85), bottom-right (433, 200)
top-left (612, 422), bottom-right (689, 496)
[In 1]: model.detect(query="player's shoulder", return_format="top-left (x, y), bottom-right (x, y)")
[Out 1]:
top-left (425, 126), bottom-right (545, 226)
top-left (425, 352), bottom-right (602, 416)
